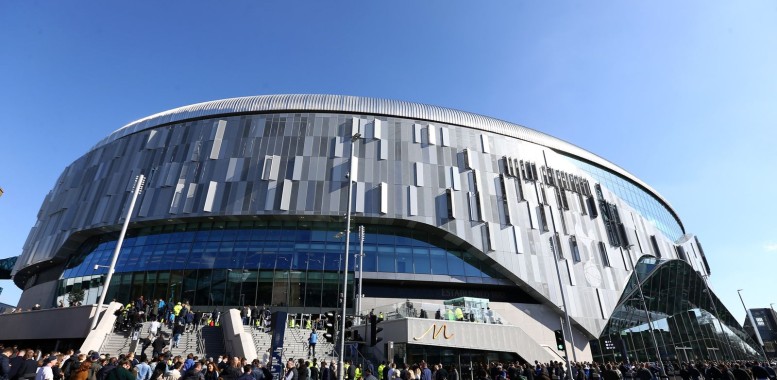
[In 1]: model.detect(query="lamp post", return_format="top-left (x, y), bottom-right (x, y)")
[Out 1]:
top-left (90, 174), bottom-right (145, 330)
top-left (548, 235), bottom-right (573, 376)
top-left (737, 289), bottom-right (769, 361)
top-left (632, 262), bottom-right (664, 367)
top-left (339, 132), bottom-right (360, 379)
top-left (701, 275), bottom-right (735, 359)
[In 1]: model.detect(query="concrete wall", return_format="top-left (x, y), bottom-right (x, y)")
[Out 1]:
top-left (80, 302), bottom-right (123, 353)
top-left (17, 280), bottom-right (58, 310)
top-left (222, 308), bottom-right (257, 361)
top-left (365, 297), bottom-right (593, 362)
top-left (371, 317), bottom-right (556, 363)
top-left (0, 303), bottom-right (107, 340)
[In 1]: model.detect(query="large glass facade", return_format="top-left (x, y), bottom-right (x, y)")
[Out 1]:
top-left (57, 220), bottom-right (506, 308)
top-left (565, 157), bottom-right (684, 241)
top-left (593, 257), bottom-right (761, 363)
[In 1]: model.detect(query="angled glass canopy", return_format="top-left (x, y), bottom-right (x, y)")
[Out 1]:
top-left (593, 256), bottom-right (762, 363)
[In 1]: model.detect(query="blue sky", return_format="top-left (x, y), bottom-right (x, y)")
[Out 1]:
top-left (1, 1), bottom-right (776, 323)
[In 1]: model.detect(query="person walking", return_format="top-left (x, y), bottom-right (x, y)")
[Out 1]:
top-left (308, 330), bottom-right (318, 358)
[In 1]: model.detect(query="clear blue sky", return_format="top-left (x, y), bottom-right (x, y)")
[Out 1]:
top-left (1, 1), bottom-right (776, 323)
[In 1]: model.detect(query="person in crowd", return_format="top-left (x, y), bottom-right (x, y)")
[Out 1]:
top-left (148, 355), bottom-right (167, 380)
top-left (203, 363), bottom-right (218, 380)
top-left (751, 362), bottom-right (771, 380)
top-left (87, 354), bottom-right (102, 380)
top-left (18, 350), bottom-right (39, 380)
top-left (236, 366), bottom-right (253, 380)
top-left (71, 360), bottom-right (93, 380)
top-left (364, 369), bottom-right (378, 380)
top-left (151, 336), bottom-right (167, 360)
top-left (297, 359), bottom-right (309, 380)
top-left (0, 347), bottom-right (13, 380)
top-left (420, 362), bottom-right (432, 380)
top-left (308, 330), bottom-right (318, 358)
top-left (134, 356), bottom-right (150, 380)
top-left (172, 320), bottom-right (185, 349)
top-left (731, 363), bottom-right (751, 380)
top-left (181, 362), bottom-right (203, 380)
top-left (285, 360), bottom-right (298, 380)
top-left (220, 358), bottom-right (241, 380)
top-left (35, 356), bottom-right (59, 380)
top-left (319, 362), bottom-right (330, 380)
top-left (166, 362), bottom-right (183, 380)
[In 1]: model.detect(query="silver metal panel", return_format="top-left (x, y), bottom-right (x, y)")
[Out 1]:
top-left (408, 186), bottom-right (418, 216)
top-left (355, 182), bottom-right (365, 213)
top-left (415, 162), bottom-right (423, 187)
top-left (94, 95), bottom-right (677, 225)
top-left (203, 181), bottom-right (218, 212)
top-left (279, 180), bottom-right (292, 211)
top-left (380, 182), bottom-right (388, 214)
top-left (427, 124), bottom-right (437, 145)
top-left (374, 118), bottom-right (382, 140)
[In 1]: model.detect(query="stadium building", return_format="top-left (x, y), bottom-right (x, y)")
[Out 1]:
top-left (8, 94), bottom-right (761, 363)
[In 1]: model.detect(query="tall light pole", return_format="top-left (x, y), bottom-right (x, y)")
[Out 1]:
top-left (738, 289), bottom-right (769, 361)
top-left (339, 132), bottom-right (360, 380)
top-left (701, 275), bottom-right (734, 359)
top-left (632, 263), bottom-right (663, 367)
top-left (548, 236), bottom-right (573, 375)
top-left (90, 174), bottom-right (145, 330)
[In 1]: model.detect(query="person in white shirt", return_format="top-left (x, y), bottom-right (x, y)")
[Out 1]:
top-left (36, 356), bottom-right (58, 380)
top-left (149, 320), bottom-right (161, 337)
top-left (166, 362), bottom-right (183, 380)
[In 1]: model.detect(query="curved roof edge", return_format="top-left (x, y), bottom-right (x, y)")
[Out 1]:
top-left (94, 94), bottom-right (681, 230)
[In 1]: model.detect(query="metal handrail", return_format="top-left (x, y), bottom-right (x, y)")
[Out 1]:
top-left (196, 326), bottom-right (205, 356)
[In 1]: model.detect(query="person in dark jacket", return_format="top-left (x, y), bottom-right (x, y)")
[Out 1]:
top-left (105, 360), bottom-right (133, 380)
top-left (149, 356), bottom-right (167, 380)
top-left (635, 363), bottom-right (653, 380)
top-left (0, 347), bottom-right (12, 380)
top-left (732, 363), bottom-right (752, 380)
top-left (18, 351), bottom-right (38, 380)
top-left (8, 350), bottom-right (26, 380)
top-left (182, 363), bottom-right (205, 380)
top-left (284, 360), bottom-right (298, 380)
top-left (237, 366), bottom-right (254, 380)
top-left (220, 358), bottom-right (242, 380)
top-left (151, 336), bottom-right (167, 359)
top-left (601, 364), bottom-right (620, 380)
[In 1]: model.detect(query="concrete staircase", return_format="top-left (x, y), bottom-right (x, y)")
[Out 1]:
top-left (99, 329), bottom-right (133, 355)
top-left (245, 325), bottom-right (336, 363)
top-left (98, 321), bottom-right (213, 358)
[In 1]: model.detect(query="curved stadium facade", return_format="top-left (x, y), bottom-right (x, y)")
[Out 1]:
top-left (12, 94), bottom-right (760, 362)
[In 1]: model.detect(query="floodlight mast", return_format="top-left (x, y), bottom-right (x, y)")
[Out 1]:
top-left (90, 174), bottom-right (145, 330)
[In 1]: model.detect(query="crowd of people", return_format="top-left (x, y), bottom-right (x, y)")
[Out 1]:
top-left (4, 345), bottom-right (777, 380)
top-left (444, 360), bottom-right (777, 380)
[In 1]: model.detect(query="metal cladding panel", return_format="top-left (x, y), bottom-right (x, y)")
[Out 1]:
top-left (15, 97), bottom-right (697, 338)
top-left (91, 94), bottom-right (673, 219)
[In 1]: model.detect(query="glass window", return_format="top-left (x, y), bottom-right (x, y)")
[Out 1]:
top-left (396, 247), bottom-right (413, 273)
top-left (377, 246), bottom-right (395, 273)
top-left (413, 247), bottom-right (431, 274)
top-left (430, 248), bottom-right (448, 275)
